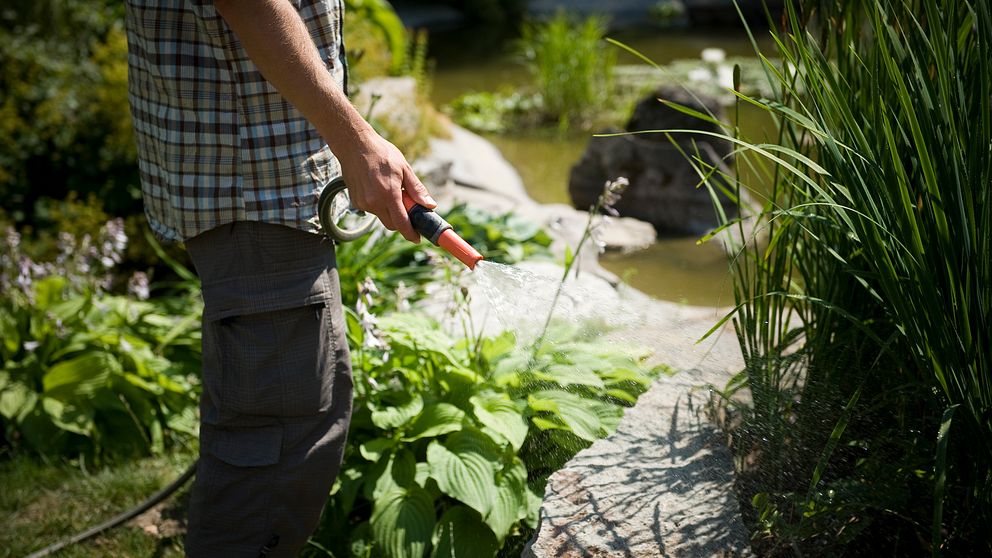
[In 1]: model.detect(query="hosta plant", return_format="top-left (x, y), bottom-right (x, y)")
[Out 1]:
top-left (310, 312), bottom-right (663, 558)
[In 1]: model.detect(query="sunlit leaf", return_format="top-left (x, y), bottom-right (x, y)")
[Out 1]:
top-left (470, 391), bottom-right (528, 451)
top-left (361, 437), bottom-right (396, 461)
top-left (374, 449), bottom-right (418, 501)
top-left (41, 396), bottom-right (94, 436)
top-left (43, 351), bottom-right (116, 398)
top-left (484, 457), bottom-right (529, 541)
top-left (372, 393), bottom-right (424, 430)
top-left (371, 486), bottom-right (435, 558)
top-left (404, 403), bottom-right (466, 441)
top-left (427, 429), bottom-right (500, 516)
top-left (527, 390), bottom-right (606, 442)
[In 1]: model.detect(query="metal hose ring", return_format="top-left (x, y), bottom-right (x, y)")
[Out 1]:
top-left (317, 176), bottom-right (378, 242)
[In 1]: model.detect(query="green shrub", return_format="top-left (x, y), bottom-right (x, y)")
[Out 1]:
top-left (0, 0), bottom-right (139, 223)
top-left (519, 12), bottom-right (615, 128)
top-left (309, 178), bottom-right (651, 558)
top-left (0, 222), bottom-right (200, 460)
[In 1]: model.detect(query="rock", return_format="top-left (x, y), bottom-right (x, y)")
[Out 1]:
top-left (426, 124), bottom-right (530, 203)
top-left (568, 86), bottom-right (741, 236)
top-left (352, 76), bottom-right (422, 142)
top-left (520, 376), bottom-right (753, 557)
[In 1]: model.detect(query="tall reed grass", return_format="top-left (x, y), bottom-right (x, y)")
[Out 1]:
top-left (670, 1), bottom-right (990, 554)
top-left (519, 12), bottom-right (614, 127)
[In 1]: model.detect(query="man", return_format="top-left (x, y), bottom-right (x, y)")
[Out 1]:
top-left (124, 1), bottom-right (434, 555)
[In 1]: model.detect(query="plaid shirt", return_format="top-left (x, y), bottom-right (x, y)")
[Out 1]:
top-left (125, 0), bottom-right (347, 242)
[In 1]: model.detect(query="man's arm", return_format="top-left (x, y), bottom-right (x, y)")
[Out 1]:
top-left (213, 0), bottom-right (435, 243)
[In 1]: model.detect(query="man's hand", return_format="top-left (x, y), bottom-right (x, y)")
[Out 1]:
top-left (213, 0), bottom-right (435, 242)
top-left (338, 128), bottom-right (436, 243)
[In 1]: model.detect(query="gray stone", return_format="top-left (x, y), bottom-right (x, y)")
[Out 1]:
top-left (521, 374), bottom-right (752, 558)
top-left (568, 87), bottom-right (741, 236)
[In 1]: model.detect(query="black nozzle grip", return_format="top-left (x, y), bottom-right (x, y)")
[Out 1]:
top-left (408, 204), bottom-right (452, 245)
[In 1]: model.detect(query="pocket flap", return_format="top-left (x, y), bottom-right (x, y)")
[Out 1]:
top-left (201, 424), bottom-right (283, 467)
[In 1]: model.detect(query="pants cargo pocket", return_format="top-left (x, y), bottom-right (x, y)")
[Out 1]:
top-left (206, 301), bottom-right (336, 418)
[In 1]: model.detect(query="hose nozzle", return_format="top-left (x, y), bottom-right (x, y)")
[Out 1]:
top-left (402, 192), bottom-right (484, 269)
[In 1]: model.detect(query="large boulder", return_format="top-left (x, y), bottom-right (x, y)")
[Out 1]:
top-left (569, 86), bottom-right (739, 236)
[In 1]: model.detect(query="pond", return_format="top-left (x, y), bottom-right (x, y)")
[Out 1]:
top-left (429, 26), bottom-right (774, 307)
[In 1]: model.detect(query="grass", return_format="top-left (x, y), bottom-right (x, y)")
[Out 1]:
top-left (663, 0), bottom-right (992, 555)
top-left (0, 451), bottom-right (194, 557)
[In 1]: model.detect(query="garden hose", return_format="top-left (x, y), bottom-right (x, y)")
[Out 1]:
top-left (317, 176), bottom-right (379, 242)
top-left (24, 459), bottom-right (198, 558)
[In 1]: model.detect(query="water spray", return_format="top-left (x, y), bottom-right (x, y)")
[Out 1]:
top-left (318, 176), bottom-right (484, 269)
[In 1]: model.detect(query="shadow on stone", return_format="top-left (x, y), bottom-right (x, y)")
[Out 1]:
top-left (522, 379), bottom-right (751, 557)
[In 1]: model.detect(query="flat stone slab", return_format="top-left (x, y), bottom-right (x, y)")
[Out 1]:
top-left (522, 376), bottom-right (752, 557)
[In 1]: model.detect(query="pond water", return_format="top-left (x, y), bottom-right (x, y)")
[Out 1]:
top-left (429, 27), bottom-right (773, 306)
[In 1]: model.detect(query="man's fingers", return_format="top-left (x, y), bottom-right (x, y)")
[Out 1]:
top-left (403, 166), bottom-right (436, 209)
top-left (388, 195), bottom-right (420, 243)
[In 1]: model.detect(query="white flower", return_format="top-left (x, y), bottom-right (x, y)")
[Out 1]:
top-left (688, 68), bottom-right (712, 82)
top-left (701, 47), bottom-right (726, 64)
top-left (717, 65), bottom-right (735, 89)
top-left (395, 280), bottom-right (413, 312)
top-left (127, 271), bottom-right (151, 300)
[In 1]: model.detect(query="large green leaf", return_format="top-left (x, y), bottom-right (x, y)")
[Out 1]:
top-left (371, 486), bottom-right (436, 558)
top-left (470, 391), bottom-right (528, 451)
top-left (537, 363), bottom-right (605, 389)
top-left (32, 276), bottom-right (67, 311)
top-left (427, 429), bottom-right (500, 516)
top-left (431, 505), bottom-right (498, 558)
top-left (372, 393), bottom-right (424, 429)
top-left (0, 308), bottom-right (20, 354)
top-left (484, 457), bottom-right (529, 542)
top-left (379, 314), bottom-right (460, 365)
top-left (374, 449), bottom-right (418, 500)
top-left (490, 352), bottom-right (535, 388)
top-left (43, 351), bottom-right (116, 398)
top-left (0, 376), bottom-right (34, 420)
top-left (404, 403), bottom-right (466, 441)
top-left (479, 331), bottom-right (515, 364)
top-left (41, 396), bottom-right (94, 436)
top-left (527, 390), bottom-right (606, 442)
top-left (361, 437), bottom-right (396, 461)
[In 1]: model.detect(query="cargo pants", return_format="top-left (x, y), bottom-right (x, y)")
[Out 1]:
top-left (184, 221), bottom-right (353, 557)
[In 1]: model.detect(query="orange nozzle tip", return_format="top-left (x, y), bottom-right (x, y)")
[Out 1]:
top-left (437, 229), bottom-right (484, 270)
